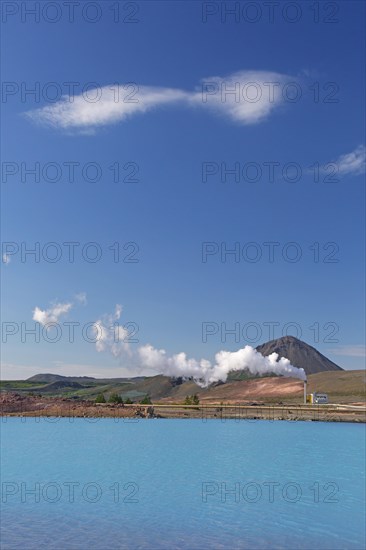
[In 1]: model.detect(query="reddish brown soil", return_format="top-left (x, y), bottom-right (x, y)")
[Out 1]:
top-left (0, 393), bottom-right (150, 418)
top-left (199, 377), bottom-right (304, 403)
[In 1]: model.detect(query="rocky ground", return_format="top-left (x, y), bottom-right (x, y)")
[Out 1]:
top-left (0, 393), bottom-right (155, 418)
top-left (1, 392), bottom-right (365, 422)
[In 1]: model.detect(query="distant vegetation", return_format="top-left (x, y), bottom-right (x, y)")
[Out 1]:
top-left (0, 381), bottom-right (42, 390)
top-left (95, 393), bottom-right (106, 403)
top-left (140, 395), bottom-right (152, 405)
top-left (108, 393), bottom-right (123, 404)
top-left (184, 394), bottom-right (200, 406)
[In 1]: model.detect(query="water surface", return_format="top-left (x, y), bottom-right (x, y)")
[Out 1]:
top-left (1, 418), bottom-right (365, 549)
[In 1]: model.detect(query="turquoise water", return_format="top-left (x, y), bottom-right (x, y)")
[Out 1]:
top-left (1, 418), bottom-right (365, 549)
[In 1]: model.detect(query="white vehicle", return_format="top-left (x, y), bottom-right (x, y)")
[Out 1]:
top-left (313, 392), bottom-right (328, 404)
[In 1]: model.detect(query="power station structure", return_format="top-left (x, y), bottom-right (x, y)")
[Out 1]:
top-left (304, 380), bottom-right (328, 404)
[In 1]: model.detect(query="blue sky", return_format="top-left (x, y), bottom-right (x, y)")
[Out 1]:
top-left (1, 1), bottom-right (365, 379)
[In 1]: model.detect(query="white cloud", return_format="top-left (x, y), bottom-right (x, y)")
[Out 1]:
top-left (333, 145), bottom-right (366, 176)
top-left (33, 301), bottom-right (73, 325)
top-left (328, 345), bottom-right (366, 358)
top-left (26, 86), bottom-right (188, 130)
top-left (25, 71), bottom-right (297, 131)
top-left (94, 304), bottom-right (130, 356)
top-left (113, 304), bottom-right (122, 320)
top-left (190, 70), bottom-right (292, 125)
top-left (32, 293), bottom-right (88, 325)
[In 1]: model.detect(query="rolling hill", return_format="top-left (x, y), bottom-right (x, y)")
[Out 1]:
top-left (1, 337), bottom-right (359, 403)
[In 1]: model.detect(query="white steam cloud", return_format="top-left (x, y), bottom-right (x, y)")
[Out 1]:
top-left (94, 304), bottom-right (130, 357)
top-left (137, 344), bottom-right (306, 386)
top-left (33, 302), bottom-right (73, 325)
top-left (32, 293), bottom-right (87, 325)
top-left (96, 304), bottom-right (307, 386)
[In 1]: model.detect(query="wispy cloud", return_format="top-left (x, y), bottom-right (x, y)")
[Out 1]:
top-left (333, 145), bottom-right (366, 176)
top-left (2, 253), bottom-right (11, 265)
top-left (328, 345), bottom-right (366, 358)
top-left (94, 304), bottom-right (130, 357)
top-left (33, 301), bottom-right (73, 325)
top-left (190, 71), bottom-right (292, 124)
top-left (32, 293), bottom-right (87, 325)
top-left (26, 86), bottom-right (187, 130)
top-left (25, 71), bottom-right (297, 132)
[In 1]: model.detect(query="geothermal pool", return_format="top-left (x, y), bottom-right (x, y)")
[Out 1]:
top-left (1, 418), bottom-right (365, 549)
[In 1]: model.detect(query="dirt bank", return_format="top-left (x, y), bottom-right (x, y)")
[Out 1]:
top-left (0, 393), bottom-right (155, 418)
top-left (1, 393), bottom-right (365, 423)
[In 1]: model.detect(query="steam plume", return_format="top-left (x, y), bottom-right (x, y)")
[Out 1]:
top-left (96, 305), bottom-right (306, 386)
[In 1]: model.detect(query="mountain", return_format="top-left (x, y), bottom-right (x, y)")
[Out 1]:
top-left (27, 374), bottom-right (62, 383)
top-left (26, 374), bottom-right (144, 384)
top-left (27, 374), bottom-right (96, 384)
top-left (255, 336), bottom-right (343, 375)
top-left (13, 337), bottom-right (343, 398)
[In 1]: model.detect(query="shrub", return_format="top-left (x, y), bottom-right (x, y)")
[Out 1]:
top-left (192, 394), bottom-right (200, 406)
top-left (184, 394), bottom-right (200, 407)
top-left (108, 393), bottom-right (123, 404)
top-left (95, 393), bottom-right (106, 403)
top-left (140, 395), bottom-right (152, 405)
